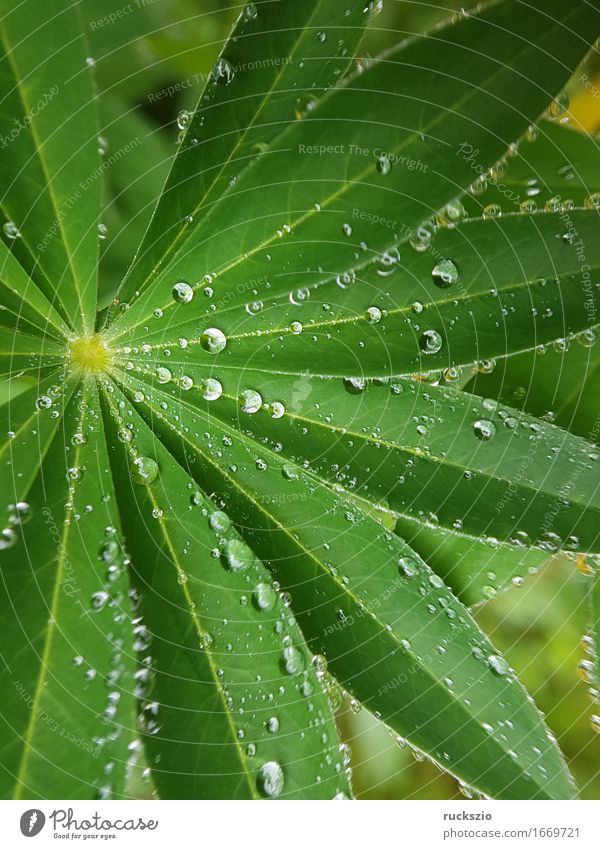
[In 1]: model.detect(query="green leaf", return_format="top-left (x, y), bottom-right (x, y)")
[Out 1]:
top-left (111, 369), bottom-right (577, 799)
top-left (100, 380), bottom-right (351, 800)
top-left (0, 328), bottom-right (65, 380)
top-left (114, 360), bottom-right (600, 556)
top-left (107, 0), bottom-right (598, 344)
top-left (394, 516), bottom-right (548, 608)
top-left (465, 339), bottom-right (600, 442)
top-left (592, 570), bottom-right (600, 718)
top-left (0, 0), bottom-right (101, 334)
top-left (464, 120), bottom-right (600, 216)
top-left (97, 95), bottom-right (172, 305)
top-left (2, 0), bottom-right (600, 802)
top-left (0, 379), bottom-right (135, 799)
top-left (0, 239), bottom-right (69, 340)
top-left (111, 0), bottom-right (373, 317)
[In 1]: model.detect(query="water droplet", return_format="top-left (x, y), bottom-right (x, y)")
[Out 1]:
top-left (240, 389), bottom-right (262, 414)
top-left (176, 110), bottom-right (192, 131)
top-left (199, 378), bottom-right (223, 401)
top-left (213, 58), bottom-right (235, 85)
top-left (266, 716), bottom-right (280, 733)
top-left (376, 153), bottom-right (391, 175)
top-left (473, 419), bottom-right (496, 440)
top-left (483, 204), bottom-right (502, 219)
top-left (488, 654), bottom-right (509, 676)
top-left (432, 259), bottom-right (459, 288)
top-left (375, 247), bottom-right (400, 277)
top-left (366, 306), bottom-right (382, 323)
top-left (0, 527), bottom-right (17, 550)
top-left (257, 761), bottom-right (284, 797)
top-left (253, 582), bottom-right (277, 611)
top-left (209, 511), bottom-right (231, 534)
top-left (281, 645), bottom-right (305, 675)
top-left (267, 401), bottom-right (285, 419)
top-left (419, 330), bottom-right (443, 355)
top-left (3, 221), bottom-right (20, 240)
top-left (409, 226), bottom-right (433, 252)
top-left (156, 367), bottom-right (172, 384)
top-left (35, 395), bottom-right (53, 410)
top-left (282, 463), bottom-right (299, 480)
top-left (201, 328), bottom-right (227, 353)
top-left (91, 591), bottom-right (109, 611)
top-left (223, 539), bottom-right (254, 572)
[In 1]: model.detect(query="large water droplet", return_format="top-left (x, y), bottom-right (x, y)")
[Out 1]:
top-left (131, 457), bottom-right (159, 485)
top-left (201, 328), bottom-right (227, 353)
top-left (199, 378), bottom-right (223, 401)
top-left (432, 259), bottom-right (459, 288)
top-left (253, 582), bottom-right (277, 611)
top-left (257, 761), bottom-right (284, 797)
top-left (473, 419), bottom-right (496, 440)
top-left (223, 539), bottom-right (254, 572)
top-left (213, 58), bottom-right (235, 85)
top-left (419, 330), bottom-right (443, 355)
top-left (240, 389), bottom-right (262, 414)
top-left (488, 654), bottom-right (509, 676)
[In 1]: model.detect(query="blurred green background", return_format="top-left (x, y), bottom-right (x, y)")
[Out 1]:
top-left (5, 0), bottom-right (599, 799)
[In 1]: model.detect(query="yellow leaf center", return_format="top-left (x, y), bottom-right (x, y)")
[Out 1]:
top-left (69, 335), bottom-right (112, 373)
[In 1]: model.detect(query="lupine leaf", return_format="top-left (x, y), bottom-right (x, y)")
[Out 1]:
top-left (107, 0), bottom-right (599, 344)
top-left (1, 0), bottom-right (600, 802)
top-left (109, 208), bottom-right (600, 379)
top-left (0, 0), bottom-right (101, 334)
top-left (100, 381), bottom-right (351, 800)
top-left (109, 367), bottom-right (578, 799)
top-left (0, 379), bottom-right (135, 799)
top-left (110, 0), bottom-right (374, 318)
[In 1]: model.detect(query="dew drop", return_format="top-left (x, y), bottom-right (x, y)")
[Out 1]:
top-left (257, 761), bottom-right (284, 797)
top-left (240, 389), bottom-right (262, 414)
top-left (432, 259), bottom-right (459, 288)
top-left (419, 330), bottom-right (443, 355)
top-left (223, 539), bottom-right (254, 572)
top-left (488, 654), bottom-right (509, 676)
top-left (131, 457), bottom-right (159, 485)
top-left (473, 419), bottom-right (496, 440)
top-left (199, 378), bottom-right (223, 401)
top-left (172, 281), bottom-right (194, 304)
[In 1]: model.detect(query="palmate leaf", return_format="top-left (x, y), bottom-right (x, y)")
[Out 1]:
top-left (0, 379), bottom-right (135, 799)
top-left (109, 0), bottom-right (375, 320)
top-left (107, 0), bottom-right (599, 344)
top-left (100, 383), bottom-right (351, 800)
top-left (463, 119), bottom-right (600, 216)
top-left (0, 0), bottom-right (101, 335)
top-left (1, 0), bottom-right (600, 802)
top-left (108, 368), bottom-right (577, 800)
top-left (466, 339), bottom-right (600, 442)
top-left (110, 208), bottom-right (600, 379)
top-left (392, 517), bottom-right (548, 608)
top-left (119, 363), bottom-right (600, 570)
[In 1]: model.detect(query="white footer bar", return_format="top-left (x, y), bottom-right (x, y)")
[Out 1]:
top-left (1, 799), bottom-right (599, 848)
